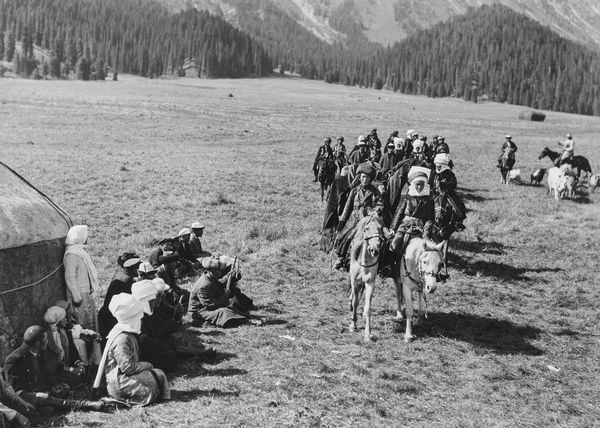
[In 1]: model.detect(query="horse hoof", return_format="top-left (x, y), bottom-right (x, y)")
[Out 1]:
top-left (404, 334), bottom-right (414, 343)
top-left (349, 324), bottom-right (357, 333)
top-left (364, 335), bottom-right (375, 343)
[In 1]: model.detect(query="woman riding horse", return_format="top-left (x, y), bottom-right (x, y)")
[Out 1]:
top-left (333, 163), bottom-right (383, 270)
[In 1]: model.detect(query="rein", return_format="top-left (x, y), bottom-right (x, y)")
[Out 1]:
top-left (358, 215), bottom-right (384, 268)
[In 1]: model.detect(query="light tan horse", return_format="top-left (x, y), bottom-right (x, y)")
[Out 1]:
top-left (393, 237), bottom-right (445, 342)
top-left (348, 213), bottom-right (385, 342)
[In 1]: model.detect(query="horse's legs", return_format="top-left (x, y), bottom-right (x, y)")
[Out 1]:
top-left (442, 240), bottom-right (449, 275)
top-left (393, 277), bottom-right (404, 320)
top-left (414, 291), bottom-right (426, 327)
top-left (349, 278), bottom-right (360, 332)
top-left (363, 281), bottom-right (375, 342)
top-left (403, 284), bottom-right (414, 342)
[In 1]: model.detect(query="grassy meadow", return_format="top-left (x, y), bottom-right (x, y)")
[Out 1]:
top-left (1, 74), bottom-right (600, 427)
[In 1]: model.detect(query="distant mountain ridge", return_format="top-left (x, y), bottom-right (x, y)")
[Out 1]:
top-left (161, 0), bottom-right (600, 49)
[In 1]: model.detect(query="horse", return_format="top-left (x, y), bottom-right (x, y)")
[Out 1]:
top-left (499, 147), bottom-right (515, 185)
top-left (348, 213), bottom-right (385, 342)
top-left (392, 238), bottom-right (445, 342)
top-left (432, 193), bottom-right (464, 277)
top-left (317, 157), bottom-right (336, 202)
top-left (538, 147), bottom-right (592, 179)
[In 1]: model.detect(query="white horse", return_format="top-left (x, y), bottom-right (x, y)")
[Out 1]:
top-left (393, 237), bottom-right (445, 342)
top-left (348, 214), bottom-right (385, 342)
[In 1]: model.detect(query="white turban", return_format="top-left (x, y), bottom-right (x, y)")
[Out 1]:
top-left (132, 280), bottom-right (159, 314)
top-left (44, 306), bottom-right (66, 326)
top-left (434, 153), bottom-right (451, 166)
top-left (109, 293), bottom-right (144, 329)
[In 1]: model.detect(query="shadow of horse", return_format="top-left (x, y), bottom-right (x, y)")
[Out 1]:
top-left (456, 186), bottom-right (487, 203)
top-left (462, 260), bottom-right (563, 282)
top-left (419, 311), bottom-right (543, 355)
top-left (451, 238), bottom-right (508, 255)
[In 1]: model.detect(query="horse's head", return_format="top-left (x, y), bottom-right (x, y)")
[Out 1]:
top-left (419, 240), bottom-right (445, 293)
top-left (538, 147), bottom-right (549, 160)
top-left (362, 215), bottom-right (384, 258)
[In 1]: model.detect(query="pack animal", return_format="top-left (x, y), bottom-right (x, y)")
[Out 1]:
top-left (392, 238), bottom-right (445, 342)
top-left (530, 168), bottom-right (546, 186)
top-left (348, 214), bottom-right (385, 342)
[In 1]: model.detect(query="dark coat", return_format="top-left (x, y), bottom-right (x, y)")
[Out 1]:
top-left (313, 145), bottom-right (334, 171)
top-left (434, 169), bottom-right (458, 193)
top-left (190, 274), bottom-right (251, 328)
top-left (348, 148), bottom-right (369, 165)
top-left (379, 151), bottom-right (401, 176)
top-left (339, 184), bottom-right (383, 223)
top-left (4, 344), bottom-right (50, 392)
top-left (390, 195), bottom-right (435, 238)
top-left (98, 268), bottom-right (134, 339)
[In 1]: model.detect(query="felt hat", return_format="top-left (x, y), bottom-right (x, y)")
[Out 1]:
top-left (337, 136), bottom-right (344, 142)
top-left (408, 166), bottom-right (431, 183)
top-left (434, 153), bottom-right (451, 166)
top-left (201, 257), bottom-right (221, 271)
top-left (178, 228), bottom-right (192, 237)
top-left (505, 135), bottom-right (512, 140)
top-left (323, 137), bottom-right (331, 143)
top-left (137, 261), bottom-right (157, 275)
top-left (356, 163), bottom-right (376, 180)
top-left (123, 257), bottom-right (141, 269)
top-left (357, 135), bottom-right (367, 144)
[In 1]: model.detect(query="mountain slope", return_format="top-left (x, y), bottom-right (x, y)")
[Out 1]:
top-left (163, 0), bottom-right (600, 49)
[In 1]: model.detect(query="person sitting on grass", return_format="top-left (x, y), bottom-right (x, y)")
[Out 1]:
top-left (98, 253), bottom-right (141, 340)
top-left (4, 326), bottom-right (105, 417)
top-left (189, 222), bottom-right (212, 261)
top-left (0, 366), bottom-right (40, 427)
top-left (189, 257), bottom-right (261, 328)
top-left (93, 294), bottom-right (170, 406)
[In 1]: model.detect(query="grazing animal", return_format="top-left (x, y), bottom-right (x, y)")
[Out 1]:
top-left (538, 147), bottom-right (592, 179)
top-left (547, 167), bottom-right (568, 201)
top-left (393, 238), bottom-right (445, 342)
top-left (507, 169), bottom-right (521, 183)
top-left (348, 214), bottom-right (385, 342)
top-left (317, 158), bottom-right (336, 202)
top-left (589, 174), bottom-right (600, 193)
top-left (530, 168), bottom-right (547, 186)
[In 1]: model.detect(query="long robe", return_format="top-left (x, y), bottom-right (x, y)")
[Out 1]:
top-left (105, 332), bottom-right (168, 406)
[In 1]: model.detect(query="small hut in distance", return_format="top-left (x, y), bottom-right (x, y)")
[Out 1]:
top-left (0, 162), bottom-right (72, 360)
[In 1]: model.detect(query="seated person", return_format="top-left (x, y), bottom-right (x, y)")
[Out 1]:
top-left (53, 301), bottom-right (102, 376)
top-left (43, 306), bottom-right (87, 387)
top-left (138, 261), bottom-right (189, 321)
top-left (97, 253), bottom-right (141, 340)
top-left (4, 326), bottom-right (105, 415)
top-left (175, 228), bottom-right (201, 275)
top-left (150, 239), bottom-right (183, 287)
top-left (93, 294), bottom-right (170, 406)
top-left (189, 222), bottom-right (212, 260)
top-left (0, 367), bottom-right (41, 427)
top-left (190, 257), bottom-right (259, 328)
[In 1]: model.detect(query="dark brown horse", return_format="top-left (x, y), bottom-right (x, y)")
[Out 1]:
top-left (317, 157), bottom-right (336, 202)
top-left (538, 147), bottom-right (592, 179)
top-left (499, 148), bottom-right (515, 184)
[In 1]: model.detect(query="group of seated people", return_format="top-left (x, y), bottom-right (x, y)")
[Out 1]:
top-left (1, 223), bottom-right (261, 426)
top-left (328, 128), bottom-right (466, 279)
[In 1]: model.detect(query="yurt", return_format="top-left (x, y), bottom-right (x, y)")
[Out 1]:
top-left (0, 162), bottom-right (72, 360)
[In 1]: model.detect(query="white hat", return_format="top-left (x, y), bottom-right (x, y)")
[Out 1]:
top-left (109, 293), bottom-right (144, 323)
top-left (137, 261), bottom-right (157, 275)
top-left (412, 139), bottom-right (424, 152)
top-left (123, 257), bottom-right (141, 269)
top-left (191, 222), bottom-right (204, 229)
top-left (178, 228), bottom-right (192, 237)
top-left (434, 153), bottom-right (451, 166)
top-left (132, 280), bottom-right (159, 315)
top-left (406, 129), bottom-right (415, 138)
top-left (408, 166), bottom-right (431, 183)
top-left (566, 133), bottom-right (572, 138)
top-left (505, 135), bottom-right (512, 139)
top-left (357, 135), bottom-right (367, 144)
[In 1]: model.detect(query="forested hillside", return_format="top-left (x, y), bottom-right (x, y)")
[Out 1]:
top-left (0, 0), bottom-right (272, 79)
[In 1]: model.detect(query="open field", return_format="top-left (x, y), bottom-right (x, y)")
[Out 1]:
top-left (2, 75), bottom-right (600, 427)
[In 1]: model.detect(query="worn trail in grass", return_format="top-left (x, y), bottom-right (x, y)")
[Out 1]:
top-left (2, 75), bottom-right (600, 426)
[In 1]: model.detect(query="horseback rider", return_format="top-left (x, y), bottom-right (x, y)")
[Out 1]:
top-left (389, 166), bottom-right (435, 257)
top-left (433, 153), bottom-right (466, 231)
top-left (348, 136), bottom-right (370, 170)
top-left (333, 163), bottom-right (383, 270)
top-left (367, 128), bottom-right (382, 158)
top-left (379, 141), bottom-right (401, 178)
top-left (557, 133), bottom-right (575, 166)
top-left (313, 137), bottom-right (334, 182)
top-left (385, 131), bottom-right (399, 154)
top-left (332, 136), bottom-right (347, 169)
top-left (497, 135), bottom-right (517, 168)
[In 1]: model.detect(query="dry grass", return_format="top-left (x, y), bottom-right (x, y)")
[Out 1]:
top-left (2, 74), bottom-right (600, 427)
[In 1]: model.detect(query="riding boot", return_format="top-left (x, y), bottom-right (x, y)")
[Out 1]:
top-left (41, 396), bottom-right (104, 411)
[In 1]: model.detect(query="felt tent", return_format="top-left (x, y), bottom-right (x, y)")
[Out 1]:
top-left (0, 162), bottom-right (71, 360)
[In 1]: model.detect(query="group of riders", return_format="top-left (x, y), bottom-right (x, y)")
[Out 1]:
top-left (313, 128), bottom-right (467, 281)
top-left (497, 133), bottom-right (577, 170)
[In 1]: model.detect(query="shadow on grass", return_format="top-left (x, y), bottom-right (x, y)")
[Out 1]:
top-left (421, 312), bottom-right (543, 355)
top-left (451, 238), bottom-right (508, 255)
top-left (456, 187), bottom-right (486, 203)
top-left (461, 260), bottom-right (563, 282)
top-left (262, 318), bottom-right (289, 326)
top-left (256, 304), bottom-right (285, 315)
top-left (207, 368), bottom-right (248, 377)
top-left (171, 388), bottom-right (240, 402)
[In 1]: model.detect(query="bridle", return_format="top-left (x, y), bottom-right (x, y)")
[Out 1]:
top-left (359, 215), bottom-right (384, 268)
top-left (402, 248), bottom-right (441, 292)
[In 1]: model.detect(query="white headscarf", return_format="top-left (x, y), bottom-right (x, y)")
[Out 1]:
top-left (44, 306), bottom-right (67, 362)
top-left (63, 225), bottom-right (99, 292)
top-left (132, 280), bottom-right (159, 315)
top-left (408, 178), bottom-right (430, 196)
top-left (93, 294), bottom-right (144, 389)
